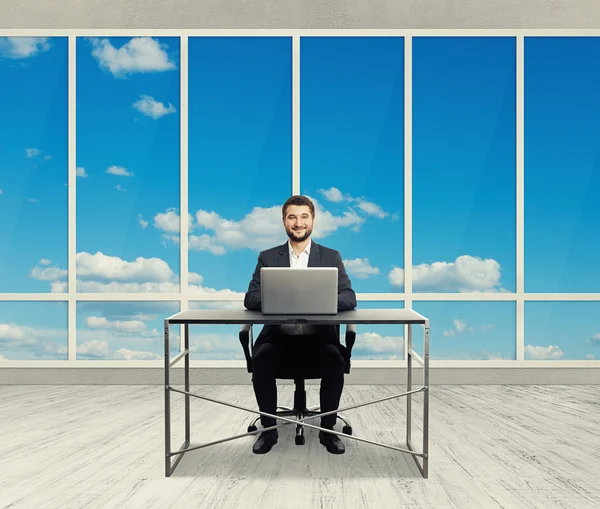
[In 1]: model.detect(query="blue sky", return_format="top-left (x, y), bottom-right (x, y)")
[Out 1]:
top-left (188, 37), bottom-right (292, 294)
top-left (0, 37), bottom-right (68, 294)
top-left (0, 36), bottom-right (598, 361)
top-left (300, 37), bottom-right (405, 293)
top-left (76, 37), bottom-right (181, 294)
top-left (524, 37), bottom-right (600, 292)
top-left (413, 37), bottom-right (516, 294)
top-left (524, 301), bottom-right (599, 360)
top-left (412, 301), bottom-right (516, 360)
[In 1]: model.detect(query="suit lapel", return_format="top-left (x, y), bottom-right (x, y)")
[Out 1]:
top-left (278, 242), bottom-right (290, 267)
top-left (308, 241), bottom-right (321, 267)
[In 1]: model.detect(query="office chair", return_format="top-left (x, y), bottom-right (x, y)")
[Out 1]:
top-left (239, 323), bottom-right (356, 445)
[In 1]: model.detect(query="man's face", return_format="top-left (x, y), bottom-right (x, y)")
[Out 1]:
top-left (283, 205), bottom-right (314, 242)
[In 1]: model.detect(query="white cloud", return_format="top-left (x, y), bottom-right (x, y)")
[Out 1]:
top-left (188, 272), bottom-right (204, 284)
top-left (76, 167), bottom-right (88, 178)
top-left (0, 37), bottom-right (50, 59)
top-left (351, 331), bottom-right (404, 359)
top-left (138, 213), bottom-right (148, 229)
top-left (355, 199), bottom-right (388, 219)
top-left (0, 189), bottom-right (3, 195)
top-left (0, 323), bottom-right (26, 341)
top-left (388, 255), bottom-right (506, 293)
top-left (90, 37), bottom-right (176, 77)
top-left (27, 198), bottom-right (39, 203)
top-left (133, 95), bottom-right (176, 119)
top-left (114, 348), bottom-right (162, 360)
top-left (443, 318), bottom-right (476, 336)
top-left (33, 251), bottom-right (242, 296)
top-left (189, 234), bottom-right (227, 255)
top-left (188, 332), bottom-right (245, 360)
top-left (525, 345), bottom-right (564, 360)
top-left (107, 165), bottom-right (133, 176)
top-left (153, 208), bottom-right (180, 233)
top-left (0, 322), bottom-right (67, 359)
top-left (443, 320), bottom-right (493, 336)
top-left (30, 266), bottom-right (68, 281)
top-left (115, 184), bottom-right (125, 192)
top-left (320, 187), bottom-right (344, 202)
top-left (77, 339), bottom-right (112, 358)
top-left (39, 258), bottom-right (52, 266)
top-left (190, 200), bottom-right (364, 253)
top-left (76, 252), bottom-right (173, 282)
top-left (318, 187), bottom-right (388, 218)
top-left (588, 333), bottom-right (600, 345)
top-left (25, 148), bottom-right (40, 158)
top-left (85, 316), bottom-right (147, 333)
top-left (44, 155), bottom-right (52, 160)
top-left (585, 354), bottom-right (596, 360)
top-left (343, 258), bottom-right (380, 279)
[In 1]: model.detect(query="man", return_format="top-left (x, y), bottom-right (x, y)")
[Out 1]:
top-left (244, 195), bottom-right (357, 455)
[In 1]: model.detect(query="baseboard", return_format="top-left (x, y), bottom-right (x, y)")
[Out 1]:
top-left (0, 367), bottom-right (599, 384)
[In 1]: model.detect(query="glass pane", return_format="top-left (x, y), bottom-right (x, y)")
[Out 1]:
top-left (353, 301), bottom-right (405, 360)
top-left (76, 37), bottom-right (180, 292)
top-left (300, 36), bottom-right (404, 293)
top-left (0, 301), bottom-right (68, 360)
top-left (0, 37), bottom-right (68, 292)
top-left (188, 300), bottom-right (248, 360)
top-left (525, 301), bottom-right (599, 360)
top-left (188, 37), bottom-right (292, 295)
top-left (412, 301), bottom-right (516, 360)
top-left (76, 301), bottom-right (180, 359)
top-left (525, 37), bottom-right (600, 292)
top-left (413, 37), bottom-right (516, 293)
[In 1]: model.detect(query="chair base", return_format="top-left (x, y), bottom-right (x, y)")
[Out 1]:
top-left (249, 406), bottom-right (353, 446)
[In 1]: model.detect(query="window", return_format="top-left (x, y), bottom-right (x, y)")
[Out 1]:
top-left (524, 37), bottom-right (600, 293)
top-left (352, 301), bottom-right (405, 360)
top-left (0, 37), bottom-right (68, 293)
top-left (0, 301), bottom-right (68, 360)
top-left (412, 301), bottom-right (516, 360)
top-left (524, 301), bottom-right (599, 360)
top-left (188, 37), bottom-right (292, 296)
top-left (76, 301), bottom-right (180, 360)
top-left (76, 37), bottom-right (181, 293)
top-left (412, 37), bottom-right (516, 293)
top-left (300, 36), bottom-right (405, 293)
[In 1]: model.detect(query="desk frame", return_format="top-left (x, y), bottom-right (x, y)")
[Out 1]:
top-left (163, 310), bottom-right (430, 478)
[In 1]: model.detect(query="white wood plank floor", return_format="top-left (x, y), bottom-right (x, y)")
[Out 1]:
top-left (1, 384), bottom-right (599, 509)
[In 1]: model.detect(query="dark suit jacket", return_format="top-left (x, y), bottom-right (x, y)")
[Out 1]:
top-left (244, 241), bottom-right (357, 357)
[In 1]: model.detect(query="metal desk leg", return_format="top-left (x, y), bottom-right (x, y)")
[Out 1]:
top-left (164, 320), bottom-right (171, 477)
top-left (407, 323), bottom-right (412, 446)
top-left (185, 324), bottom-right (190, 444)
top-left (423, 321), bottom-right (430, 478)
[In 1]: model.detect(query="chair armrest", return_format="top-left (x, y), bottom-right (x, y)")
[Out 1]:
top-left (238, 324), bottom-right (253, 373)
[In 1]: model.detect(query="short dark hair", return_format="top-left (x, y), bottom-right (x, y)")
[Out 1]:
top-left (282, 195), bottom-right (315, 219)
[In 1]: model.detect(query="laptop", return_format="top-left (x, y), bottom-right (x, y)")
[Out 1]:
top-left (260, 267), bottom-right (338, 315)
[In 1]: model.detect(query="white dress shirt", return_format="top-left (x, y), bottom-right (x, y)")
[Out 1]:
top-left (289, 238), bottom-right (311, 268)
top-left (282, 238), bottom-right (315, 335)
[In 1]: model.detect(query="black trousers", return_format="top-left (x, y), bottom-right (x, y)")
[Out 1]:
top-left (251, 328), bottom-right (346, 430)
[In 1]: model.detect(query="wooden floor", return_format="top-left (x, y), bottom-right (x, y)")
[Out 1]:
top-left (1, 384), bottom-right (599, 509)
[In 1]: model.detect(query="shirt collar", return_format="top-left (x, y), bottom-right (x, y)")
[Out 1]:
top-left (288, 238), bottom-right (311, 256)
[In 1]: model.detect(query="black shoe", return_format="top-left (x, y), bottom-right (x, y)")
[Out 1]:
top-left (252, 430), bottom-right (278, 454)
top-left (319, 430), bottom-right (345, 454)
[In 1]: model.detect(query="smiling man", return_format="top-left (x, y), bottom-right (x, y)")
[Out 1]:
top-left (244, 195), bottom-right (357, 455)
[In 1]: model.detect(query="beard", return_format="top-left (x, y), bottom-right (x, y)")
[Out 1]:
top-left (285, 226), bottom-right (312, 242)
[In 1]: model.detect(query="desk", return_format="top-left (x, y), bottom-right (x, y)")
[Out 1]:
top-left (163, 309), bottom-right (430, 478)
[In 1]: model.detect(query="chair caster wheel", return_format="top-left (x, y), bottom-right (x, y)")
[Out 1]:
top-left (342, 425), bottom-right (352, 435)
top-left (248, 425), bottom-right (257, 433)
top-left (295, 435), bottom-right (305, 446)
